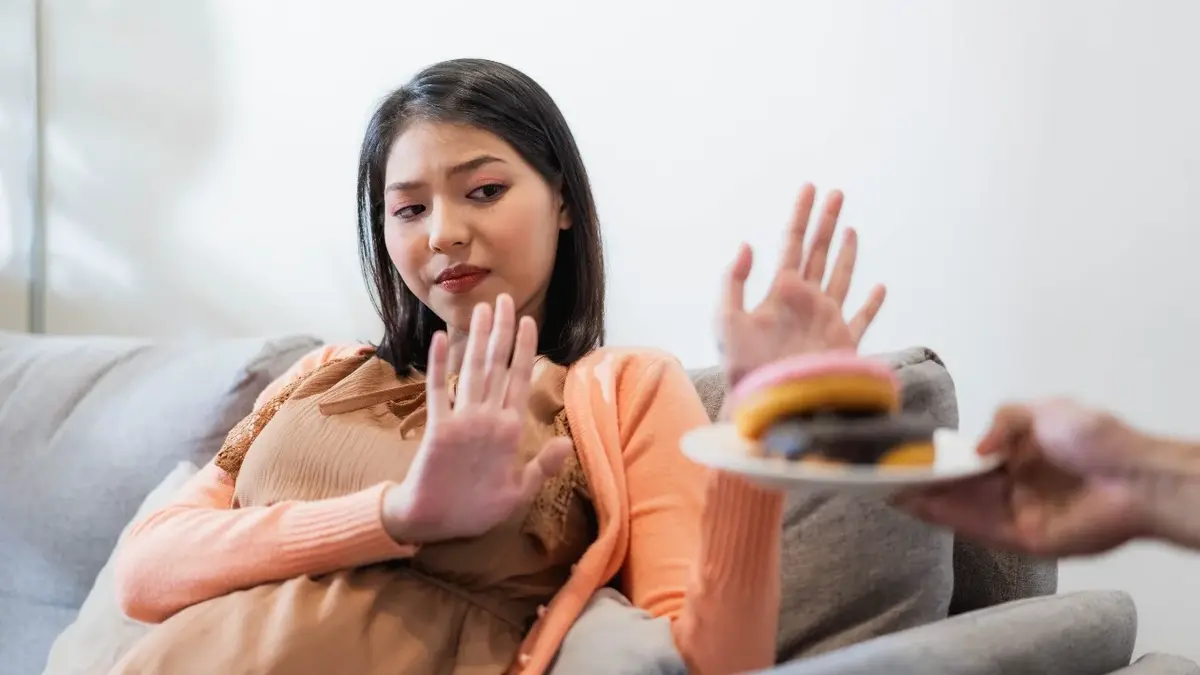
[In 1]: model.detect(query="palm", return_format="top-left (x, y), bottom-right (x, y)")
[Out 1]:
top-left (731, 277), bottom-right (855, 364)
top-left (1006, 461), bottom-right (1144, 556)
top-left (392, 295), bottom-right (572, 543)
top-left (409, 411), bottom-right (528, 534)
top-left (720, 185), bottom-right (886, 386)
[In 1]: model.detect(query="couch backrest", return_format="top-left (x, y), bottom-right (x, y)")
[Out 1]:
top-left (0, 331), bottom-right (321, 675)
top-left (0, 333), bottom-right (1056, 672)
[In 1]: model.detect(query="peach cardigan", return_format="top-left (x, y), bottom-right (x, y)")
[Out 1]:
top-left (114, 345), bottom-right (784, 674)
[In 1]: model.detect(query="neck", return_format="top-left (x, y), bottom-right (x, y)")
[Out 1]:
top-left (444, 297), bottom-right (546, 374)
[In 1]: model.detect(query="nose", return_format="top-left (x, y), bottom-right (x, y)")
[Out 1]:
top-left (427, 203), bottom-right (471, 253)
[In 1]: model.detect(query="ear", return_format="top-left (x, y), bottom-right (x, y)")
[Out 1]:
top-left (554, 186), bottom-right (571, 231)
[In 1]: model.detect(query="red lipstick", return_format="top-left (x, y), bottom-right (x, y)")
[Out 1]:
top-left (435, 264), bottom-right (490, 294)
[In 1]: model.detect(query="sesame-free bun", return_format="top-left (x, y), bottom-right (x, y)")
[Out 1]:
top-left (731, 352), bottom-right (901, 440)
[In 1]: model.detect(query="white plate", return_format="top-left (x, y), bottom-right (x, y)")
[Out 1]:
top-left (680, 424), bottom-right (1003, 498)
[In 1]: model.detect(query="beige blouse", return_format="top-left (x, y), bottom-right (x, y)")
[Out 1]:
top-left (110, 354), bottom-right (595, 675)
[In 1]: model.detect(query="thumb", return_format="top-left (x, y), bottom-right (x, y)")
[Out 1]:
top-left (722, 242), bottom-right (753, 316)
top-left (519, 437), bottom-right (574, 501)
top-left (977, 404), bottom-right (1034, 457)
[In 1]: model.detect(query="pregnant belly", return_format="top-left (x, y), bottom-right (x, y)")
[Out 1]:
top-left (109, 566), bottom-right (528, 675)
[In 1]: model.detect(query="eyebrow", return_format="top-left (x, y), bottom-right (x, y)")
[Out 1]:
top-left (384, 155), bottom-right (506, 193)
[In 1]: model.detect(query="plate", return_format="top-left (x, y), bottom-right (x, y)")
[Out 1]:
top-left (680, 424), bottom-right (1003, 498)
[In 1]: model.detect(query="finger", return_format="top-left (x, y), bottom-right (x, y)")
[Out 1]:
top-left (846, 283), bottom-right (886, 342)
top-left (1027, 398), bottom-right (1136, 474)
top-left (484, 294), bottom-right (517, 405)
top-left (503, 315), bottom-right (539, 411)
top-left (456, 302), bottom-right (492, 406)
top-left (825, 227), bottom-right (857, 306)
top-left (722, 243), bottom-right (753, 316)
top-left (978, 404), bottom-right (1034, 456)
top-left (777, 184), bottom-right (816, 271)
top-left (1007, 398), bottom-right (1157, 479)
top-left (801, 189), bottom-right (843, 284)
top-left (425, 331), bottom-right (451, 421)
top-left (519, 437), bottom-right (575, 503)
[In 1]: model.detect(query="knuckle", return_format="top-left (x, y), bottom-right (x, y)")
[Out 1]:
top-left (1024, 532), bottom-right (1059, 558)
top-left (1079, 410), bottom-right (1121, 445)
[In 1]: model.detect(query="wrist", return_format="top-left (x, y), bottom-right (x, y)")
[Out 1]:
top-left (722, 365), bottom-right (747, 393)
top-left (1122, 439), bottom-right (1200, 547)
top-left (381, 480), bottom-right (433, 545)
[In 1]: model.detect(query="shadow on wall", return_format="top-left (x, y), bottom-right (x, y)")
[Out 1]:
top-left (0, 282), bottom-right (26, 331)
top-left (0, 165), bottom-right (28, 329)
top-left (40, 0), bottom-right (246, 337)
top-left (0, 0), bottom-right (34, 332)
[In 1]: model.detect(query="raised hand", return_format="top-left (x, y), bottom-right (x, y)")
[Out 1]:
top-left (382, 294), bottom-right (574, 543)
top-left (718, 184), bottom-right (887, 387)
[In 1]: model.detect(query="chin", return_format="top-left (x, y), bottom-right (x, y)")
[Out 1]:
top-left (425, 298), bottom-right (470, 330)
top-left (429, 285), bottom-right (504, 326)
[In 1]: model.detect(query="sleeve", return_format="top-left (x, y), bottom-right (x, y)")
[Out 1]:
top-left (617, 356), bottom-right (784, 675)
top-left (113, 342), bottom-right (415, 624)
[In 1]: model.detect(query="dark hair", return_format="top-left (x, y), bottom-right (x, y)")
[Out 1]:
top-left (356, 58), bottom-right (605, 373)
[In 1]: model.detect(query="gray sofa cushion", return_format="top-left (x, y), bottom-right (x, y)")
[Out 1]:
top-left (550, 588), bottom-right (685, 675)
top-left (688, 347), bottom-right (1055, 661)
top-left (43, 462), bottom-right (201, 675)
top-left (2, 601), bottom-right (76, 675)
top-left (0, 332), bottom-right (321, 675)
top-left (758, 590), bottom-right (1138, 675)
top-left (1113, 655), bottom-right (1200, 675)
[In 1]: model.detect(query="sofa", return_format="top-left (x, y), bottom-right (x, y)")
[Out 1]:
top-left (0, 330), bottom-right (1195, 675)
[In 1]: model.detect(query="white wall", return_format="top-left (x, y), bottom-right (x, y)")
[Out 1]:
top-left (36, 0), bottom-right (1200, 662)
top-left (0, 0), bottom-right (35, 332)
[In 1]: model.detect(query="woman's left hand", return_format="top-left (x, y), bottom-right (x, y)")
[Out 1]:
top-left (717, 183), bottom-right (887, 388)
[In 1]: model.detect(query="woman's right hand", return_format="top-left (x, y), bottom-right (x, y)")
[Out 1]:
top-left (717, 184), bottom-right (887, 388)
top-left (380, 294), bottom-right (574, 544)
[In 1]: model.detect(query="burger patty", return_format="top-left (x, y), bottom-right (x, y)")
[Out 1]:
top-left (759, 412), bottom-right (939, 462)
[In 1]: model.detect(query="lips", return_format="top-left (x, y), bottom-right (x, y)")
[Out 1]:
top-left (435, 265), bottom-right (490, 294)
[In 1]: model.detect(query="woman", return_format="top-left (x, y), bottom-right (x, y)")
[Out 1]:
top-left (111, 58), bottom-right (886, 675)
top-left (901, 398), bottom-right (1200, 556)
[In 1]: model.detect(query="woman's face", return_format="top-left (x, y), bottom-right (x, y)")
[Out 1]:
top-left (383, 121), bottom-right (568, 333)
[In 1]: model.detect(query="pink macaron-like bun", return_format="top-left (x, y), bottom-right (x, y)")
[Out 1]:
top-left (728, 350), bottom-right (899, 409)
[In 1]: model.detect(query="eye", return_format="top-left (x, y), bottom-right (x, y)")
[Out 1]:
top-left (468, 184), bottom-right (507, 201)
top-left (393, 204), bottom-right (426, 220)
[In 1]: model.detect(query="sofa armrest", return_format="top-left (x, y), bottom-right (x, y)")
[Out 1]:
top-left (758, 590), bottom-right (1138, 675)
top-left (1111, 654), bottom-right (1200, 675)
